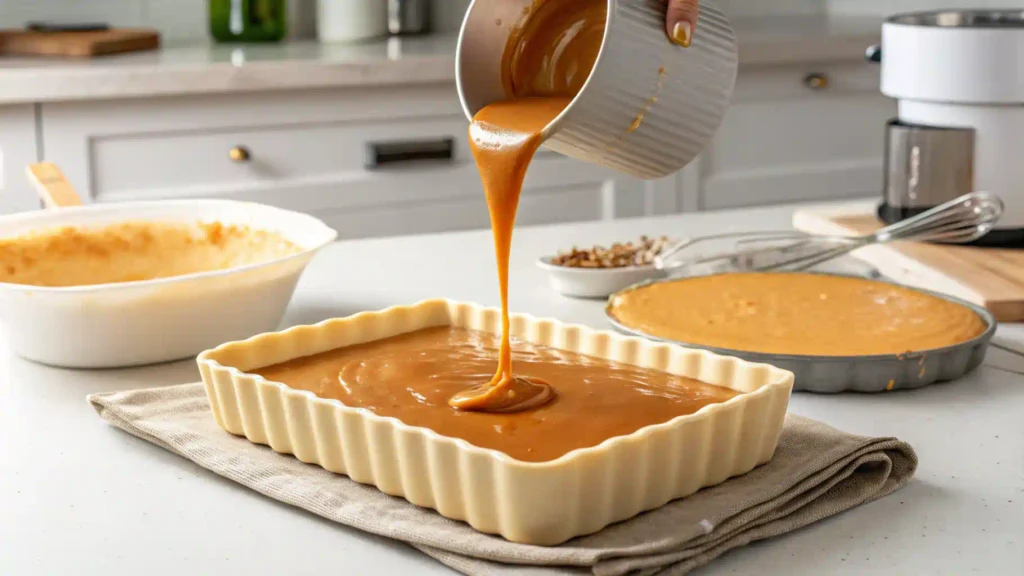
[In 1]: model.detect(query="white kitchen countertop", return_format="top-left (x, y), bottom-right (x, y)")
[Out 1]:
top-left (0, 14), bottom-right (882, 105)
top-left (1, 203), bottom-right (1021, 575)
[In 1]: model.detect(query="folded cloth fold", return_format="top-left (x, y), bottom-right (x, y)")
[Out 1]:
top-left (89, 383), bottom-right (916, 575)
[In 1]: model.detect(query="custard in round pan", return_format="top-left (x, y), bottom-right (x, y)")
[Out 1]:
top-left (607, 272), bottom-right (988, 357)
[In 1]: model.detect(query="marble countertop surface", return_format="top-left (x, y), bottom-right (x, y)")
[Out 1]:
top-left (2, 202), bottom-right (1021, 575)
top-left (0, 15), bottom-right (882, 105)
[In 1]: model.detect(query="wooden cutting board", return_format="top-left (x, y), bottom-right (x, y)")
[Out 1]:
top-left (793, 202), bottom-right (1024, 322)
top-left (0, 28), bottom-right (159, 57)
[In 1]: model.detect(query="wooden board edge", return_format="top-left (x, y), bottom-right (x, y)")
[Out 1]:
top-left (0, 29), bottom-right (160, 58)
top-left (792, 203), bottom-right (878, 229)
top-left (89, 37), bottom-right (160, 57)
top-left (792, 209), bottom-right (859, 238)
top-left (790, 208), bottom-right (1024, 318)
top-left (985, 301), bottom-right (1024, 323)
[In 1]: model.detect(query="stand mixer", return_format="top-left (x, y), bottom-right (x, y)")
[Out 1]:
top-left (868, 9), bottom-right (1024, 245)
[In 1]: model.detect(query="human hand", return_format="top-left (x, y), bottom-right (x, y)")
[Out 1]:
top-left (666, 0), bottom-right (699, 47)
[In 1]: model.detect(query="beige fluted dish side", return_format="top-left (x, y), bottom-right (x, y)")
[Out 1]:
top-left (198, 299), bottom-right (794, 545)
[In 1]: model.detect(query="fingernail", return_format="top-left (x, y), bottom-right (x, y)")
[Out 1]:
top-left (671, 21), bottom-right (691, 48)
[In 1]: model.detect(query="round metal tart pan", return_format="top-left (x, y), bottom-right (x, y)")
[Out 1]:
top-left (605, 273), bottom-right (997, 393)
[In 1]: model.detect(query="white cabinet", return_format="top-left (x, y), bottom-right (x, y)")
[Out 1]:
top-left (500, 61), bottom-right (894, 217)
top-left (27, 61), bottom-right (894, 236)
top-left (40, 86), bottom-right (620, 239)
top-left (683, 62), bottom-right (894, 211)
top-left (0, 105), bottom-right (39, 214)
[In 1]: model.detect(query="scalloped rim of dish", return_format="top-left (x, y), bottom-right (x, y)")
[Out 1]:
top-left (0, 199), bottom-right (338, 293)
top-left (197, 299), bottom-right (793, 545)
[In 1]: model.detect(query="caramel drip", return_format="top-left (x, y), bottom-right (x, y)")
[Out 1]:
top-left (451, 0), bottom-right (606, 413)
top-left (450, 98), bottom-right (569, 412)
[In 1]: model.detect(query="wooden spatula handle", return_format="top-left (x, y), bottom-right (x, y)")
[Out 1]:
top-left (25, 162), bottom-right (83, 208)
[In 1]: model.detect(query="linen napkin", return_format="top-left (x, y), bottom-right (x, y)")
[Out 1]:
top-left (89, 383), bottom-right (917, 575)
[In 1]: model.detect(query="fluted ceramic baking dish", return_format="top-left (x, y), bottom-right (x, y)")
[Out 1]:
top-left (197, 299), bottom-right (794, 545)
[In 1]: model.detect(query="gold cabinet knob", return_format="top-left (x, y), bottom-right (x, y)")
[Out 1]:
top-left (228, 146), bottom-right (251, 163)
top-left (803, 73), bottom-right (829, 91)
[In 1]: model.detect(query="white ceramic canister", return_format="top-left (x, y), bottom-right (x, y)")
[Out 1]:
top-left (456, 0), bottom-right (738, 180)
top-left (317, 0), bottom-right (388, 43)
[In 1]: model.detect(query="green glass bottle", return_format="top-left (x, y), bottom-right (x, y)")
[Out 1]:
top-left (209, 0), bottom-right (287, 43)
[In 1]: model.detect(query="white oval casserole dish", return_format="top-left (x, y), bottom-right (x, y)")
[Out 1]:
top-left (198, 299), bottom-right (794, 546)
top-left (0, 200), bottom-right (336, 368)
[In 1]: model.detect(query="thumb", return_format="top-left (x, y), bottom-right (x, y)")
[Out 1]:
top-left (666, 0), bottom-right (700, 47)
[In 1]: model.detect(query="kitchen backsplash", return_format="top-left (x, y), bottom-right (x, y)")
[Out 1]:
top-left (719, 0), bottom-right (823, 17)
top-left (829, 0), bottom-right (1012, 15)
top-left (0, 0), bottom-right (830, 43)
top-left (10, 1), bottom-right (1002, 43)
top-left (0, 0), bottom-right (311, 42)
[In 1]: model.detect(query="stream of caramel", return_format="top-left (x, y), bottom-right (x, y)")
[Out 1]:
top-left (449, 0), bottom-right (607, 413)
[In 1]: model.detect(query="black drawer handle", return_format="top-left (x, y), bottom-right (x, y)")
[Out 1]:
top-left (865, 44), bottom-right (881, 63)
top-left (366, 137), bottom-right (455, 169)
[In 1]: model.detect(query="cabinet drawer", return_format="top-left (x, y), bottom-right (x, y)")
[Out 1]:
top-left (720, 63), bottom-right (893, 173)
top-left (710, 94), bottom-right (893, 174)
top-left (41, 85), bottom-right (466, 203)
top-left (698, 62), bottom-right (895, 210)
top-left (733, 62), bottom-right (883, 102)
top-left (314, 183), bottom-right (604, 240)
top-left (92, 116), bottom-right (469, 201)
top-left (39, 87), bottom-right (628, 235)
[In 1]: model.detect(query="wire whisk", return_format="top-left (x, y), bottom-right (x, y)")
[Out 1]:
top-left (654, 191), bottom-right (1004, 276)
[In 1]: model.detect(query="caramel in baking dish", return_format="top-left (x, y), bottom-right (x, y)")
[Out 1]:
top-left (241, 1), bottom-right (743, 464)
top-left (454, 0), bottom-right (606, 413)
top-left (0, 221), bottom-right (302, 287)
top-left (608, 272), bottom-right (987, 356)
top-left (252, 326), bottom-right (738, 463)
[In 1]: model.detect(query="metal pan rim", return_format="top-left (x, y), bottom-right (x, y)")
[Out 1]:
top-left (604, 271), bottom-right (997, 387)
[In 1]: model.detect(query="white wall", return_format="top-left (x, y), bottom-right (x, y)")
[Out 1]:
top-left (718, 0), bottom-right (823, 17)
top-left (0, 105), bottom-right (39, 214)
top-left (0, 0), bottom-right (327, 42)
top-left (0, 0), bottom-right (829, 44)
top-left (829, 0), bottom-right (1015, 16)
top-left (0, 0), bottom-right (467, 43)
top-left (0, 0), bottom-right (214, 42)
top-left (426, 1), bottom-right (828, 26)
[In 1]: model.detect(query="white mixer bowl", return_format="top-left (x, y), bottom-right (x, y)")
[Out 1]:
top-left (880, 10), bottom-right (1024, 230)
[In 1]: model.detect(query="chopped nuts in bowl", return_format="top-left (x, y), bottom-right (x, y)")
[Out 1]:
top-left (538, 236), bottom-right (681, 299)
top-left (550, 236), bottom-right (674, 269)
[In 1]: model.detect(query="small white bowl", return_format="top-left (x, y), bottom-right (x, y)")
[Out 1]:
top-left (0, 199), bottom-right (337, 368)
top-left (537, 256), bottom-right (666, 299)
